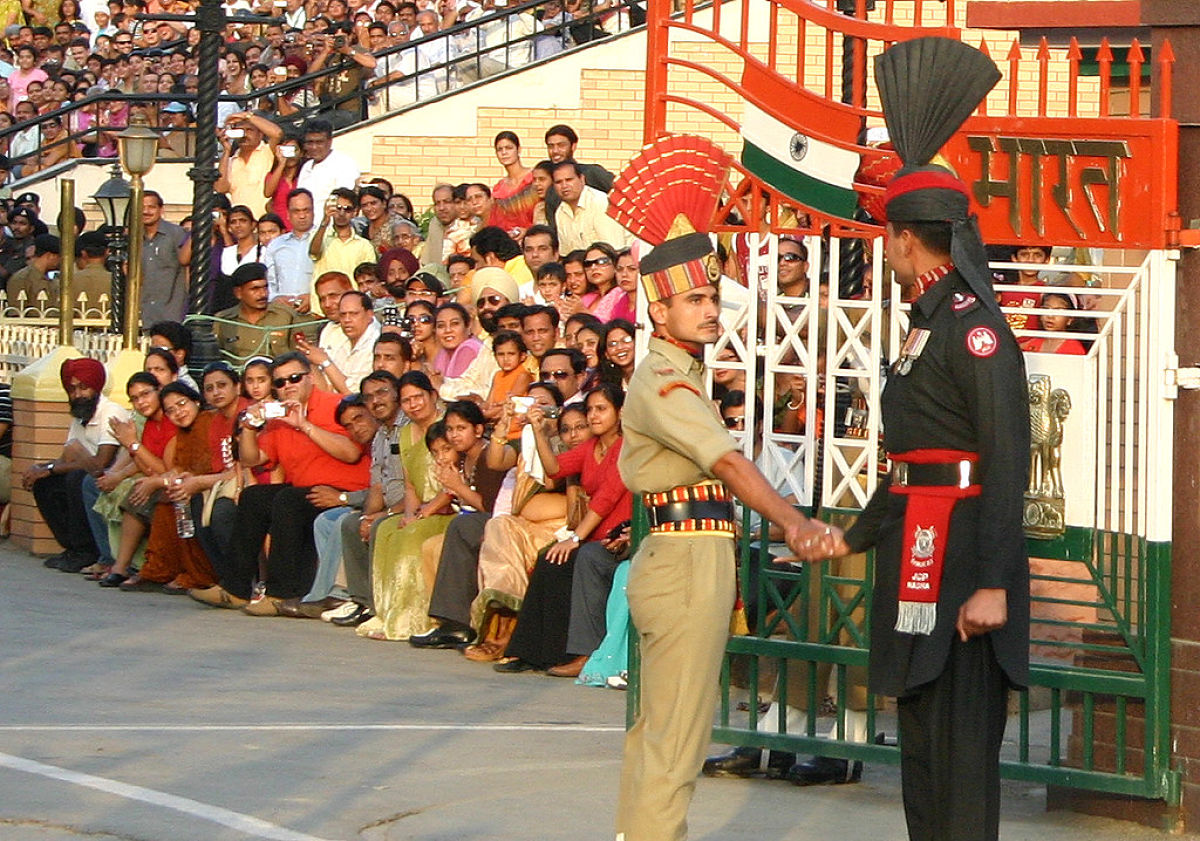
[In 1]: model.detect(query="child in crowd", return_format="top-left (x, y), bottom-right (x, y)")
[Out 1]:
top-left (536, 261), bottom-right (567, 313)
top-left (483, 330), bottom-right (533, 438)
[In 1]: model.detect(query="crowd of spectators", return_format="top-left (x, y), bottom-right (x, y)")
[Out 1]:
top-left (0, 0), bottom-right (642, 177)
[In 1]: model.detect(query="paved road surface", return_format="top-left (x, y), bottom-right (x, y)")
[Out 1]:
top-left (0, 540), bottom-right (1189, 840)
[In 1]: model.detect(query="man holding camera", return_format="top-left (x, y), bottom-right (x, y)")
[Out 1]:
top-left (309, 23), bottom-right (377, 129)
top-left (215, 112), bottom-right (282, 217)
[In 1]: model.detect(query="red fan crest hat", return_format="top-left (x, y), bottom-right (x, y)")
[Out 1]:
top-left (607, 135), bottom-right (734, 303)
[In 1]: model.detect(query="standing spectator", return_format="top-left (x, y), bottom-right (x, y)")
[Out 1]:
top-left (263, 136), bottom-right (303, 226)
top-left (215, 112), bottom-right (280, 216)
top-left (489, 130), bottom-right (535, 237)
top-left (308, 24), bottom-right (375, 128)
top-left (140, 190), bottom-right (191, 323)
top-left (309, 186), bottom-right (376, 293)
top-left (263, 186), bottom-right (317, 310)
top-left (22, 358), bottom-right (128, 572)
top-left (542, 122), bottom-right (613, 221)
top-left (215, 262), bottom-right (299, 360)
top-left (295, 118), bottom-right (361, 210)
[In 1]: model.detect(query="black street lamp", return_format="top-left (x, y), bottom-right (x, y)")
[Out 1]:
top-left (91, 162), bottom-right (131, 335)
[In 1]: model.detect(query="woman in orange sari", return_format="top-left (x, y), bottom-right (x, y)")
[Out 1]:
top-left (127, 382), bottom-right (219, 593)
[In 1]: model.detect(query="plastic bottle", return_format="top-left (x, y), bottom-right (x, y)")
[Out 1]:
top-left (173, 478), bottom-right (195, 538)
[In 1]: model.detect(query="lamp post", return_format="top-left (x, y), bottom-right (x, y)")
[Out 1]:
top-left (117, 112), bottom-right (160, 350)
top-left (91, 162), bottom-right (131, 335)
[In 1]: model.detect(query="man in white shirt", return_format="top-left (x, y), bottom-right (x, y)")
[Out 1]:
top-left (305, 287), bottom-right (383, 394)
top-left (295, 118), bottom-right (361, 211)
top-left (22, 357), bottom-right (129, 572)
top-left (553, 159), bottom-right (631, 253)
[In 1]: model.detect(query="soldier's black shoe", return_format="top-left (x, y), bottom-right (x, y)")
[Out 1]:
top-left (703, 746), bottom-right (796, 779)
top-left (785, 755), bottom-right (862, 786)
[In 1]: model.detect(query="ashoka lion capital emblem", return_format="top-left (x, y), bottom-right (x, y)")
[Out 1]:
top-left (1024, 373), bottom-right (1072, 539)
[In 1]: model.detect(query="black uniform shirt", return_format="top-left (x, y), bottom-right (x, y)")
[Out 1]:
top-left (844, 268), bottom-right (1031, 695)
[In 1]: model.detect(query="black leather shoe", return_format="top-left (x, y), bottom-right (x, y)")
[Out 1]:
top-left (43, 551), bottom-right (70, 569)
top-left (409, 626), bottom-right (476, 649)
top-left (331, 603), bottom-right (373, 627)
top-left (702, 746), bottom-right (796, 779)
top-left (785, 755), bottom-right (862, 786)
top-left (57, 552), bottom-right (98, 573)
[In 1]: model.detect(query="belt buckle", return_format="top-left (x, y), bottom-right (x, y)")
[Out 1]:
top-left (957, 459), bottom-right (971, 489)
top-left (893, 462), bottom-right (909, 487)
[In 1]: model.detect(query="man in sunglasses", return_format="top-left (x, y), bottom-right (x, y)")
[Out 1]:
top-left (777, 236), bottom-right (810, 297)
top-left (309, 188), bottom-right (376, 301)
top-left (538, 347), bottom-right (585, 404)
top-left (193, 352), bottom-right (370, 612)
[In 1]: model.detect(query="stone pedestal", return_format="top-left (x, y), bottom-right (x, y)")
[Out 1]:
top-left (8, 346), bottom-right (83, 556)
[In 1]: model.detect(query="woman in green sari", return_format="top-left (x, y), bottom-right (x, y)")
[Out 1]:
top-left (358, 371), bottom-right (454, 641)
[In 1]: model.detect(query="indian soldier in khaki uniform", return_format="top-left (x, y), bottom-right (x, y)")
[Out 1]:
top-left (614, 219), bottom-right (831, 841)
top-left (215, 262), bottom-right (301, 362)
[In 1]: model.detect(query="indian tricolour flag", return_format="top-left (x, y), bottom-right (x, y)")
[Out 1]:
top-left (740, 61), bottom-right (861, 220)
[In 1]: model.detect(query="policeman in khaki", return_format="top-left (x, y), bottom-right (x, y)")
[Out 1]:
top-left (610, 139), bottom-right (832, 841)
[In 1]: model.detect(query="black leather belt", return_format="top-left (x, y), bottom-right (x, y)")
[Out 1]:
top-left (890, 460), bottom-right (977, 488)
top-left (646, 499), bottom-right (736, 528)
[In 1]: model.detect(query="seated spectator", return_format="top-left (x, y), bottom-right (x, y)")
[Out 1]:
top-left (454, 384), bottom-right (579, 660)
top-left (536, 261), bottom-right (566, 314)
top-left (303, 371), bottom-right (407, 624)
top-left (598, 318), bottom-right (635, 387)
top-left (372, 332), bottom-right (413, 379)
top-left (430, 301), bottom-right (482, 390)
top-left (147, 320), bottom-right (199, 391)
top-left (112, 381), bottom-right (220, 593)
top-left (469, 224), bottom-right (530, 290)
top-left (563, 310), bottom-right (602, 348)
top-left (215, 262), bottom-right (299, 361)
top-left (583, 241), bottom-right (625, 321)
top-left (405, 298), bottom-right (437, 373)
top-left (560, 248), bottom-right (596, 313)
top-left (520, 303), bottom-right (560, 373)
top-left (22, 114), bottom-right (79, 173)
top-left (553, 159), bottom-right (630, 253)
top-left (352, 376), bottom-right (460, 640)
top-left (540, 346), bottom-right (587, 404)
top-left (496, 382), bottom-right (631, 674)
top-left (142, 346), bottom-right (181, 388)
top-left (356, 185), bottom-right (403, 254)
top-left (529, 159), bottom-right (555, 227)
top-left (23, 357), bottom-right (128, 572)
top-left (613, 247), bottom-right (639, 322)
top-left (480, 329), bottom-right (533, 434)
top-left (191, 352), bottom-right (370, 611)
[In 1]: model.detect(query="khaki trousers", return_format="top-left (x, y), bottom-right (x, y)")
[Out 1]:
top-left (616, 533), bottom-right (736, 841)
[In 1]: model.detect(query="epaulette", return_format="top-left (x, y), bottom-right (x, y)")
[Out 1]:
top-left (659, 380), bottom-right (703, 398)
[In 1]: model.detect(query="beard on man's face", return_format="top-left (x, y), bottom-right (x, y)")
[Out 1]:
top-left (478, 310), bottom-right (498, 334)
top-left (68, 394), bottom-right (100, 423)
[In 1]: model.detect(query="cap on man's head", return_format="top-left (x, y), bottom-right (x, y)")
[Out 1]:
top-left (15, 192), bottom-right (39, 206)
top-left (162, 101), bottom-right (190, 114)
top-left (9, 206), bottom-right (36, 224)
top-left (33, 234), bottom-right (60, 255)
top-left (407, 263), bottom-right (448, 295)
top-left (230, 261), bottom-right (268, 287)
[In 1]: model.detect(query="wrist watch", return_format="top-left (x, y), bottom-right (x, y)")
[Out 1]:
top-left (317, 359), bottom-right (333, 371)
top-left (45, 461), bottom-right (54, 473)
top-left (129, 441), bottom-right (142, 454)
top-left (338, 492), bottom-right (348, 505)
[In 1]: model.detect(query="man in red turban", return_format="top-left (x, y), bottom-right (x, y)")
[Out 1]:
top-left (21, 357), bottom-right (130, 572)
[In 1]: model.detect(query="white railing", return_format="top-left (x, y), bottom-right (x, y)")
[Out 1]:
top-left (0, 324), bottom-right (127, 384)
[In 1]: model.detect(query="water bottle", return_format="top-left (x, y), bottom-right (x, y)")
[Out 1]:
top-left (173, 478), bottom-right (195, 538)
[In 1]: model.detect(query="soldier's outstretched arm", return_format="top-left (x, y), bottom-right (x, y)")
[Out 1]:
top-left (711, 450), bottom-right (832, 560)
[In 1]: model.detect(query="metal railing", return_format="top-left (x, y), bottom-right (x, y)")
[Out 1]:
top-left (0, 0), bottom-right (647, 189)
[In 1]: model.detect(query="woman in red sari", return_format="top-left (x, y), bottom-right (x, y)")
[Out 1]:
top-left (489, 130), bottom-right (536, 238)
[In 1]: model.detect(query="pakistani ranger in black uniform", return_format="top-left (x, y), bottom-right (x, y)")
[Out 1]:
top-left (816, 37), bottom-right (1031, 841)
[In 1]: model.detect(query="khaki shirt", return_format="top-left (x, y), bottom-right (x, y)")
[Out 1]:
top-left (618, 336), bottom-right (739, 494)
top-left (6, 264), bottom-right (51, 311)
top-left (72, 264), bottom-right (113, 314)
top-left (215, 300), bottom-right (298, 361)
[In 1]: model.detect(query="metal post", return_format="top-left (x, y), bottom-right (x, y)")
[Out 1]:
top-left (58, 178), bottom-right (75, 345)
top-left (125, 174), bottom-right (146, 350)
top-left (106, 226), bottom-right (128, 335)
top-left (185, 0), bottom-right (225, 372)
top-left (836, 0), bottom-right (871, 299)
